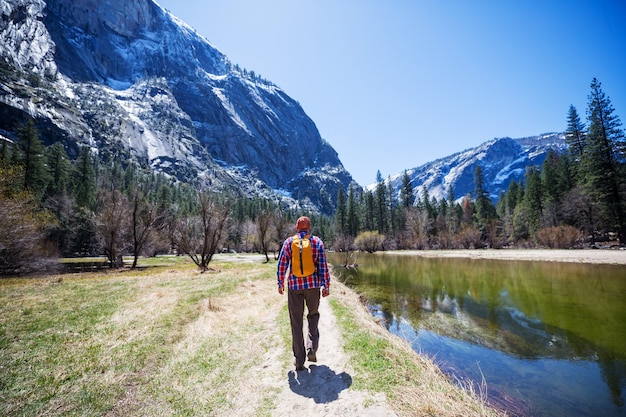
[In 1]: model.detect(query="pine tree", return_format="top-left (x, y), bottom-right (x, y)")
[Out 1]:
top-left (499, 180), bottom-right (520, 239)
top-left (565, 104), bottom-right (586, 160)
top-left (420, 186), bottom-right (435, 220)
top-left (375, 171), bottom-right (388, 234)
top-left (400, 170), bottom-right (415, 208)
top-left (474, 166), bottom-right (497, 226)
top-left (541, 150), bottom-right (561, 227)
top-left (583, 78), bottom-right (626, 242)
top-left (364, 189), bottom-right (375, 231)
top-left (446, 186), bottom-right (460, 234)
top-left (335, 184), bottom-right (347, 235)
top-left (346, 183), bottom-right (359, 237)
top-left (496, 191), bottom-right (506, 219)
top-left (17, 120), bottom-right (49, 198)
top-left (523, 166), bottom-right (543, 234)
top-left (539, 149), bottom-right (574, 230)
top-left (0, 137), bottom-right (12, 163)
top-left (74, 147), bottom-right (96, 209)
top-left (46, 142), bottom-right (71, 197)
top-left (387, 177), bottom-right (398, 234)
top-left (555, 151), bottom-right (574, 195)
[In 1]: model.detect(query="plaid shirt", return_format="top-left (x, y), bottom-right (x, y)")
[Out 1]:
top-left (277, 231), bottom-right (330, 291)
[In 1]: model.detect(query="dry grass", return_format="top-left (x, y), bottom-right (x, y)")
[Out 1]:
top-left (0, 254), bottom-right (503, 417)
top-left (1, 258), bottom-right (283, 416)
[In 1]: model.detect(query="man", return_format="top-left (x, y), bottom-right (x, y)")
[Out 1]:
top-left (277, 216), bottom-right (330, 372)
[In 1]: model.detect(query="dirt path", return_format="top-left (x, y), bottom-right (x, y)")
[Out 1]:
top-left (203, 256), bottom-right (399, 417)
top-left (270, 296), bottom-right (397, 417)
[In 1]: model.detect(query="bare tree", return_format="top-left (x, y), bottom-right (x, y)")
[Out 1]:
top-left (405, 208), bottom-right (431, 249)
top-left (272, 213), bottom-right (292, 260)
top-left (256, 211), bottom-right (274, 262)
top-left (174, 191), bottom-right (230, 272)
top-left (239, 219), bottom-right (256, 253)
top-left (562, 186), bottom-right (597, 243)
top-left (96, 189), bottom-right (130, 268)
top-left (0, 172), bottom-right (56, 274)
top-left (333, 233), bottom-right (356, 267)
top-left (129, 188), bottom-right (165, 268)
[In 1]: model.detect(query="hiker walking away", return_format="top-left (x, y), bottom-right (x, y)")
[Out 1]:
top-left (277, 216), bottom-right (330, 372)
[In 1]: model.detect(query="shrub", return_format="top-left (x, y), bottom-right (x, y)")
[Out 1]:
top-left (0, 193), bottom-right (57, 274)
top-left (354, 231), bottom-right (385, 253)
top-left (534, 225), bottom-right (582, 249)
top-left (454, 226), bottom-right (483, 249)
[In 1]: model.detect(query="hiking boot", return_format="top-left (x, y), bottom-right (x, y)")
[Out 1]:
top-left (307, 349), bottom-right (317, 363)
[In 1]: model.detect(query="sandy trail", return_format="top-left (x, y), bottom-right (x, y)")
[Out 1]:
top-left (388, 248), bottom-right (626, 264)
top-left (271, 296), bottom-right (397, 417)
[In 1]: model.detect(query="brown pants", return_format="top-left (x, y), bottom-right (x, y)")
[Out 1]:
top-left (287, 288), bottom-right (320, 367)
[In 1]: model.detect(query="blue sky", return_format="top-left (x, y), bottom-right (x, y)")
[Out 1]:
top-left (156, 0), bottom-right (626, 186)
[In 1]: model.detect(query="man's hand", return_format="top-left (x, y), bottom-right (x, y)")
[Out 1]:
top-left (321, 287), bottom-right (329, 297)
top-left (278, 286), bottom-right (284, 295)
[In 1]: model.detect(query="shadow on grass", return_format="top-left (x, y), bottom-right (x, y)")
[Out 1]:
top-left (59, 256), bottom-right (189, 274)
top-left (60, 260), bottom-right (113, 273)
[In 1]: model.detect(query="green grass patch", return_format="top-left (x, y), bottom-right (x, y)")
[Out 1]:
top-left (276, 302), bottom-right (295, 367)
top-left (1, 278), bottom-right (134, 415)
top-left (0, 258), bottom-right (268, 416)
top-left (329, 298), bottom-right (421, 393)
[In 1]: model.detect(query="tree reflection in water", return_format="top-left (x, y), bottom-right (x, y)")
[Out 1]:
top-left (329, 253), bottom-right (626, 417)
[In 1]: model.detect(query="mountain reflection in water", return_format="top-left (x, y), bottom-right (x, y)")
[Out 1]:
top-left (328, 252), bottom-right (626, 417)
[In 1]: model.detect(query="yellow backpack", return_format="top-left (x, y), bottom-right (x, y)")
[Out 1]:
top-left (291, 234), bottom-right (316, 277)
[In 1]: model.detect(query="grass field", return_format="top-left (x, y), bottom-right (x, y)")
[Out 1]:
top-left (0, 254), bottom-right (501, 417)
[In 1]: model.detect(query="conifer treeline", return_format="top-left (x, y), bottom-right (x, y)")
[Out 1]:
top-left (0, 78), bottom-right (623, 274)
top-left (0, 126), bottom-right (327, 273)
top-left (335, 78), bottom-right (625, 251)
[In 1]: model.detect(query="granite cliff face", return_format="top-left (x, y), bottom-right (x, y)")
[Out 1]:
top-left (0, 0), bottom-right (355, 214)
top-left (0, 0), bottom-right (569, 214)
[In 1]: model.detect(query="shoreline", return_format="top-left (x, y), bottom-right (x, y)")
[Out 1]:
top-left (383, 248), bottom-right (626, 265)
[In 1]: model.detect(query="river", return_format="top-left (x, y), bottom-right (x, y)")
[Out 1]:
top-left (328, 252), bottom-right (626, 417)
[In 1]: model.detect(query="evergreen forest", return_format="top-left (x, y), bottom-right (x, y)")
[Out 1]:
top-left (1, 78), bottom-right (624, 274)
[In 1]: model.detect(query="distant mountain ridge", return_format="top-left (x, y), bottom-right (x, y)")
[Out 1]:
top-left (381, 133), bottom-right (567, 203)
top-left (0, 0), bottom-right (355, 214)
top-left (0, 0), bottom-right (567, 214)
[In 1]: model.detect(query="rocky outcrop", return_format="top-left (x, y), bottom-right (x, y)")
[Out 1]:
top-left (0, 0), bottom-right (356, 214)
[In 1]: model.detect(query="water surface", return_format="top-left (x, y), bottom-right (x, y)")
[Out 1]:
top-left (328, 252), bottom-right (626, 417)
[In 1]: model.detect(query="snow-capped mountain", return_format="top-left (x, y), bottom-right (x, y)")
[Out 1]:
top-left (0, 0), bottom-right (356, 214)
top-left (0, 0), bottom-right (569, 214)
top-left (382, 133), bottom-right (567, 204)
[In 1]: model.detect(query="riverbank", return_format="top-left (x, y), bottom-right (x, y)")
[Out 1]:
top-left (386, 248), bottom-right (626, 265)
